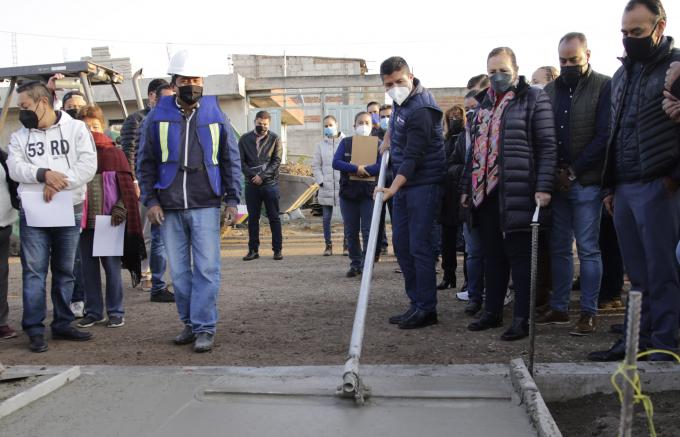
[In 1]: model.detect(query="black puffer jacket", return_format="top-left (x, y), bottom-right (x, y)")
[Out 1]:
top-left (461, 77), bottom-right (557, 232)
top-left (603, 36), bottom-right (680, 187)
top-left (119, 107), bottom-right (150, 176)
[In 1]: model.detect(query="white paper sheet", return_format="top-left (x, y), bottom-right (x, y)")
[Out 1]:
top-left (22, 191), bottom-right (75, 227)
top-left (93, 215), bottom-right (126, 257)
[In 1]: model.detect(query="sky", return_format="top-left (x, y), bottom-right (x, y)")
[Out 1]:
top-left (0, 0), bottom-right (678, 88)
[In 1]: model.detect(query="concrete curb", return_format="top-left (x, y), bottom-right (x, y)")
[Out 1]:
top-left (509, 358), bottom-right (562, 437)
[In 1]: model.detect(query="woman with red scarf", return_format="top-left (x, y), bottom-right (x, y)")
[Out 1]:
top-left (460, 47), bottom-right (557, 341)
top-left (75, 105), bottom-right (144, 329)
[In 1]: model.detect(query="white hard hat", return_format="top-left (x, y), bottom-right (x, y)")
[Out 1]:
top-left (167, 50), bottom-right (205, 77)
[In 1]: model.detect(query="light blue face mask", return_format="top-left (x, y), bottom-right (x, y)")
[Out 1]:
top-left (323, 126), bottom-right (337, 138)
top-left (379, 117), bottom-right (390, 130)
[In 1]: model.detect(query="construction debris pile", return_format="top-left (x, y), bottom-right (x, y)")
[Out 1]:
top-left (280, 162), bottom-right (313, 177)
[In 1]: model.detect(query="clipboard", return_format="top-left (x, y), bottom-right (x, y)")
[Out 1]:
top-left (349, 135), bottom-right (378, 181)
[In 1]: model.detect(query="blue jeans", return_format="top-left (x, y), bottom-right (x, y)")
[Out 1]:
top-left (79, 229), bottom-right (124, 319)
top-left (322, 205), bottom-right (334, 246)
top-left (464, 223), bottom-right (484, 304)
top-left (614, 180), bottom-right (680, 359)
top-left (149, 224), bottom-right (167, 293)
top-left (161, 207), bottom-right (221, 334)
top-left (340, 196), bottom-right (373, 270)
top-left (392, 184), bottom-right (442, 312)
top-left (245, 184), bottom-right (282, 253)
top-left (20, 210), bottom-right (82, 336)
top-left (72, 244), bottom-right (85, 303)
top-left (550, 183), bottom-right (603, 315)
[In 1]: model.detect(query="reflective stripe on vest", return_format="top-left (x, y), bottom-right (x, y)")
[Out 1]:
top-left (209, 123), bottom-right (219, 165)
top-left (159, 122), bottom-right (170, 163)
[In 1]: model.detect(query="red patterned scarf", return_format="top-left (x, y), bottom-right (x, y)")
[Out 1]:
top-left (471, 90), bottom-right (515, 207)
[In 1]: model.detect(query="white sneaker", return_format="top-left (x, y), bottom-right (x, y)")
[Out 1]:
top-left (70, 301), bottom-right (85, 318)
top-left (504, 289), bottom-right (514, 306)
top-left (456, 291), bottom-right (470, 301)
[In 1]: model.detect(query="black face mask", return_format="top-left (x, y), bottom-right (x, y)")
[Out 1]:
top-left (178, 85), bottom-right (203, 105)
top-left (255, 125), bottom-right (268, 135)
top-left (560, 65), bottom-right (584, 88)
top-left (623, 23), bottom-right (659, 63)
top-left (65, 108), bottom-right (79, 119)
top-left (466, 110), bottom-right (475, 121)
top-left (19, 101), bottom-right (44, 130)
top-left (448, 119), bottom-right (463, 134)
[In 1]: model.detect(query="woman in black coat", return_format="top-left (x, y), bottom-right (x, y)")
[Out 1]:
top-left (461, 46), bottom-right (557, 341)
top-left (437, 105), bottom-right (466, 290)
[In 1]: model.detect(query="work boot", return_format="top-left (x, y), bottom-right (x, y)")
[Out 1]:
top-left (52, 326), bottom-right (93, 341)
top-left (194, 332), bottom-right (214, 353)
top-left (323, 244), bottom-right (333, 257)
top-left (467, 312), bottom-right (503, 331)
top-left (243, 250), bottom-right (259, 261)
top-left (398, 309), bottom-right (438, 330)
top-left (174, 325), bottom-right (195, 345)
top-left (569, 312), bottom-right (596, 336)
top-left (500, 317), bottom-right (529, 341)
top-left (150, 288), bottom-right (175, 303)
top-left (273, 251), bottom-right (283, 261)
top-left (464, 300), bottom-right (482, 316)
top-left (588, 339), bottom-right (625, 362)
top-left (346, 267), bottom-right (362, 278)
top-left (389, 307), bottom-right (416, 325)
top-left (535, 309), bottom-right (570, 325)
top-left (29, 335), bottom-right (48, 353)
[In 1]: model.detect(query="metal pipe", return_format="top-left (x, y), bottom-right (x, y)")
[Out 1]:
top-left (110, 82), bottom-right (128, 118)
top-left (132, 68), bottom-right (144, 111)
top-left (0, 77), bottom-right (16, 136)
top-left (619, 290), bottom-right (642, 437)
top-left (528, 204), bottom-right (541, 376)
top-left (341, 149), bottom-right (390, 402)
top-left (79, 72), bottom-right (95, 104)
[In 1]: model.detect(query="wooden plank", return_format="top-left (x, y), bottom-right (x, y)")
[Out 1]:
top-left (0, 366), bottom-right (81, 419)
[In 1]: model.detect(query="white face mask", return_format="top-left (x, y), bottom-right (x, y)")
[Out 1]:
top-left (532, 83), bottom-right (545, 90)
top-left (354, 124), bottom-right (372, 136)
top-left (388, 85), bottom-right (411, 105)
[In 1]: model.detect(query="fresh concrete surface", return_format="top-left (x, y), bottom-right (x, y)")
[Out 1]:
top-left (0, 364), bottom-right (536, 437)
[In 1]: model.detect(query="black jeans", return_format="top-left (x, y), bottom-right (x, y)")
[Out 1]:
top-left (477, 192), bottom-right (531, 319)
top-left (245, 183), bottom-right (282, 253)
top-left (440, 223), bottom-right (458, 281)
top-left (599, 208), bottom-right (624, 302)
top-left (0, 225), bottom-right (12, 326)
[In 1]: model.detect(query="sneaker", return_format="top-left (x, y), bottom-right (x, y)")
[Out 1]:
top-left (346, 268), bottom-right (362, 278)
top-left (569, 312), bottom-right (596, 336)
top-left (0, 324), bottom-right (17, 339)
top-left (141, 279), bottom-right (153, 292)
top-left (243, 250), bottom-right (259, 261)
top-left (150, 288), bottom-right (175, 303)
top-left (503, 289), bottom-right (514, 306)
top-left (273, 251), bottom-right (283, 261)
top-left (535, 309), bottom-right (570, 325)
top-left (598, 298), bottom-right (624, 310)
top-left (76, 314), bottom-right (107, 328)
top-left (323, 244), bottom-right (333, 257)
top-left (29, 335), bottom-right (48, 353)
top-left (107, 316), bottom-right (125, 328)
top-left (70, 301), bottom-right (85, 318)
top-left (394, 268), bottom-right (402, 274)
top-left (456, 290), bottom-right (470, 301)
top-left (194, 332), bottom-right (215, 353)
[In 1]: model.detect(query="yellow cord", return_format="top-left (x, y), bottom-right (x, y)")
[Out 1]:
top-left (610, 349), bottom-right (680, 437)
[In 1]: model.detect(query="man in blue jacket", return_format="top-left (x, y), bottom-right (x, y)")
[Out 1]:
top-left (375, 57), bottom-right (446, 329)
top-left (137, 50), bottom-right (242, 353)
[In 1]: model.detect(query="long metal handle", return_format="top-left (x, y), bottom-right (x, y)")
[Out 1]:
top-left (619, 290), bottom-right (642, 437)
top-left (528, 204), bottom-right (541, 376)
top-left (341, 149), bottom-right (390, 403)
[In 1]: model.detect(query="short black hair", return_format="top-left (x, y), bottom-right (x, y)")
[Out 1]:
top-left (62, 90), bottom-right (85, 108)
top-left (255, 110), bottom-right (271, 121)
top-left (559, 32), bottom-right (588, 49)
top-left (379, 104), bottom-right (392, 112)
top-left (354, 111), bottom-right (370, 124)
top-left (466, 74), bottom-right (489, 90)
top-left (366, 101), bottom-right (380, 111)
top-left (380, 57), bottom-right (410, 77)
top-left (155, 83), bottom-right (172, 96)
top-left (17, 81), bottom-right (54, 107)
top-left (148, 78), bottom-right (169, 96)
top-left (624, 0), bottom-right (666, 23)
top-left (323, 115), bottom-right (337, 123)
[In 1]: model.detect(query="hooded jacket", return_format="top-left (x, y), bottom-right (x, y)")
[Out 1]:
top-left (311, 132), bottom-right (345, 206)
top-left (7, 110), bottom-right (97, 206)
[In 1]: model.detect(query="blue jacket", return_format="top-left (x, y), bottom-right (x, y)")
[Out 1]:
top-left (389, 78), bottom-right (446, 186)
top-left (137, 95), bottom-right (242, 209)
top-left (332, 136), bottom-right (381, 200)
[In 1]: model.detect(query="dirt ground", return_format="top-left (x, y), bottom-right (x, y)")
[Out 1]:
top-left (0, 217), bottom-right (622, 367)
top-left (548, 391), bottom-right (680, 437)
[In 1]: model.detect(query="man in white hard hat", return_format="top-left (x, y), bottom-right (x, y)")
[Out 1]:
top-left (137, 50), bottom-right (242, 353)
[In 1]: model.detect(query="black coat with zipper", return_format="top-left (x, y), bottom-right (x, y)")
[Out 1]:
top-left (238, 130), bottom-right (283, 186)
top-left (461, 77), bottom-right (557, 232)
top-left (439, 131), bottom-right (465, 226)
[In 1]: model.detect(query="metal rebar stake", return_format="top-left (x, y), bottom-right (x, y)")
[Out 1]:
top-left (619, 290), bottom-right (642, 437)
top-left (339, 149), bottom-right (390, 404)
top-left (528, 205), bottom-right (540, 376)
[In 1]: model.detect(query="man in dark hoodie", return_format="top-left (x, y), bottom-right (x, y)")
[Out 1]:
top-left (375, 57), bottom-right (446, 330)
top-left (589, 0), bottom-right (680, 362)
